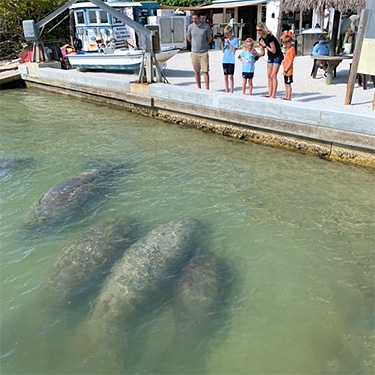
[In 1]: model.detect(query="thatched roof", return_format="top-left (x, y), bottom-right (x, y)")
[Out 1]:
top-left (281, 0), bottom-right (366, 13)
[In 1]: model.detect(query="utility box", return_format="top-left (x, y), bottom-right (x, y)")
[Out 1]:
top-left (148, 16), bottom-right (186, 49)
top-left (23, 20), bottom-right (39, 42)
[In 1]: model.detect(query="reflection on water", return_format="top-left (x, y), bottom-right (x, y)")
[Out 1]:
top-left (0, 89), bottom-right (374, 374)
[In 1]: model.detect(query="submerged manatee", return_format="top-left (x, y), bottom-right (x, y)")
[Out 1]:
top-left (1, 218), bottom-right (136, 375)
top-left (133, 253), bottom-right (231, 375)
top-left (92, 218), bottom-right (199, 326)
top-left (173, 253), bottom-right (230, 330)
top-left (26, 162), bottom-right (131, 228)
top-left (72, 218), bottom-right (199, 371)
top-left (48, 217), bottom-right (136, 306)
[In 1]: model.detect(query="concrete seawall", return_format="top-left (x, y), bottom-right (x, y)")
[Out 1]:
top-left (18, 62), bottom-right (375, 168)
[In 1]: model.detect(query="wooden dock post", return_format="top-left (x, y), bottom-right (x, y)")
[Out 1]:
top-left (344, 9), bottom-right (369, 105)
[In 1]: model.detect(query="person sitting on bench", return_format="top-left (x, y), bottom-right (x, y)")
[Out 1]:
top-left (312, 35), bottom-right (330, 77)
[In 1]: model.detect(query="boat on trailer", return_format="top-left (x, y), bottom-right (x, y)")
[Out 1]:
top-left (67, 46), bottom-right (179, 71)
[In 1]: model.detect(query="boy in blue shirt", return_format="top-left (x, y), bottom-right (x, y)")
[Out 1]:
top-left (238, 37), bottom-right (258, 95)
top-left (220, 26), bottom-right (238, 93)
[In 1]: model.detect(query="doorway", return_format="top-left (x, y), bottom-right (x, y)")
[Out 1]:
top-left (239, 6), bottom-right (258, 39)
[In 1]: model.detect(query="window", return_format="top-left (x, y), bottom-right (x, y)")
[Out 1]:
top-left (99, 11), bottom-right (108, 24)
top-left (87, 10), bottom-right (109, 25)
top-left (75, 11), bottom-right (84, 25)
top-left (88, 10), bottom-right (97, 24)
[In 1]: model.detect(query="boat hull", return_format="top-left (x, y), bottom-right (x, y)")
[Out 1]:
top-left (67, 48), bottom-right (180, 71)
top-left (154, 48), bottom-right (179, 63)
top-left (67, 51), bottom-right (143, 71)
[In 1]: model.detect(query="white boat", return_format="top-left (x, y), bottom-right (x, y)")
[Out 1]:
top-left (67, 47), bottom-right (179, 71)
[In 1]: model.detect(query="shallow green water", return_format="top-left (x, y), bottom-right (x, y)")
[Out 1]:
top-left (0, 89), bottom-right (374, 375)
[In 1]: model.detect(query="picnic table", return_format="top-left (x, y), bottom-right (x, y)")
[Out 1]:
top-left (311, 55), bottom-right (353, 84)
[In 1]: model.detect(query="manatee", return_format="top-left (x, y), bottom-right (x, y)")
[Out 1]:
top-left (91, 218), bottom-right (199, 327)
top-left (47, 217), bottom-right (136, 306)
top-left (0, 218), bottom-right (136, 375)
top-left (173, 253), bottom-right (230, 330)
top-left (26, 162), bottom-right (131, 228)
top-left (170, 253), bottom-right (231, 372)
top-left (71, 218), bottom-right (199, 372)
top-left (133, 253), bottom-right (231, 375)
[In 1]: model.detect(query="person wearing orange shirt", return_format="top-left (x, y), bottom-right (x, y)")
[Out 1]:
top-left (282, 36), bottom-right (295, 101)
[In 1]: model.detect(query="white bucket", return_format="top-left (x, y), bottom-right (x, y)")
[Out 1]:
top-left (343, 43), bottom-right (352, 55)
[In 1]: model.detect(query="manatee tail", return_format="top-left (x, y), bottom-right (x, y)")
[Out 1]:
top-left (64, 317), bottom-right (130, 374)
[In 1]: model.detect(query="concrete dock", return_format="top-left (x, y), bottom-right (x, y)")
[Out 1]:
top-left (0, 62), bottom-right (23, 88)
top-left (15, 51), bottom-right (375, 168)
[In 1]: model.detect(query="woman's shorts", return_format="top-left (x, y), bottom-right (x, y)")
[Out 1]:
top-left (267, 56), bottom-right (283, 65)
top-left (284, 75), bottom-right (293, 84)
top-left (191, 52), bottom-right (210, 73)
top-left (242, 72), bottom-right (254, 79)
top-left (223, 63), bottom-right (235, 75)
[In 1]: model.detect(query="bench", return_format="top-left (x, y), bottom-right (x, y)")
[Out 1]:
top-left (311, 55), bottom-right (353, 84)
